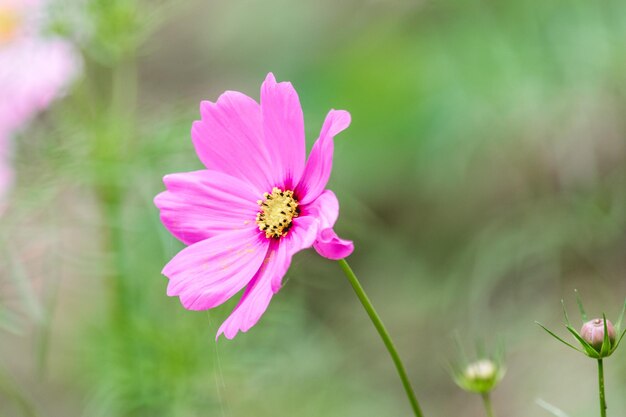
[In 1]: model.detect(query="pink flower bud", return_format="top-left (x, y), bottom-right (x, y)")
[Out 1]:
top-left (580, 318), bottom-right (616, 350)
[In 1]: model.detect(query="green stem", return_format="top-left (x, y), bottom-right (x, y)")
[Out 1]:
top-left (598, 359), bottom-right (606, 417)
top-left (0, 363), bottom-right (38, 417)
top-left (96, 55), bottom-right (137, 326)
top-left (337, 259), bottom-right (424, 417)
top-left (481, 392), bottom-right (495, 417)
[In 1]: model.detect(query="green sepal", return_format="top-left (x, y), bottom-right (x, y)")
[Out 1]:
top-left (574, 289), bottom-right (587, 322)
top-left (566, 326), bottom-right (599, 358)
top-left (613, 328), bottom-right (626, 351)
top-left (600, 316), bottom-right (611, 356)
top-left (561, 299), bottom-right (571, 326)
top-left (535, 322), bottom-right (582, 353)
top-left (615, 298), bottom-right (626, 332)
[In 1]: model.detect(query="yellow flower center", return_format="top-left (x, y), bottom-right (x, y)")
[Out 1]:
top-left (0, 8), bottom-right (20, 45)
top-left (256, 187), bottom-right (299, 239)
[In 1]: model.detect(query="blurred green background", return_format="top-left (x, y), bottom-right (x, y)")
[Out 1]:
top-left (1, 0), bottom-right (626, 416)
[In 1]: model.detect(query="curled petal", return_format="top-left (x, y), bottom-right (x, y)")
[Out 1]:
top-left (164, 228), bottom-right (269, 311)
top-left (304, 189), bottom-right (339, 229)
top-left (296, 110), bottom-right (351, 205)
top-left (313, 228), bottom-right (354, 260)
top-left (154, 170), bottom-right (260, 245)
top-left (260, 73), bottom-right (306, 188)
top-left (305, 190), bottom-right (354, 260)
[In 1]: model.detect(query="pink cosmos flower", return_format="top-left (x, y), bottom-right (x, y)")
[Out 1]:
top-left (155, 73), bottom-right (354, 339)
top-left (0, 0), bottom-right (80, 210)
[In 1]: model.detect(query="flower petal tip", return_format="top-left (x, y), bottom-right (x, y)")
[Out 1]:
top-left (270, 282), bottom-right (283, 294)
top-left (153, 192), bottom-right (163, 209)
top-left (198, 99), bottom-right (212, 112)
top-left (326, 110), bottom-right (351, 137)
top-left (263, 72), bottom-right (277, 87)
top-left (164, 278), bottom-right (179, 295)
top-left (216, 324), bottom-right (241, 341)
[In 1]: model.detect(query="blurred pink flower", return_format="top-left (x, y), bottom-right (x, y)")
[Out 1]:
top-left (0, 0), bottom-right (81, 210)
top-left (155, 73), bottom-right (354, 339)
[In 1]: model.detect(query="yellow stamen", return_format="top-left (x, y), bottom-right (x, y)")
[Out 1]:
top-left (256, 187), bottom-right (299, 239)
top-left (0, 8), bottom-right (20, 44)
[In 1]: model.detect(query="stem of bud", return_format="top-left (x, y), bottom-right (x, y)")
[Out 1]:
top-left (337, 259), bottom-right (424, 417)
top-left (481, 392), bottom-right (496, 417)
top-left (598, 359), bottom-right (606, 417)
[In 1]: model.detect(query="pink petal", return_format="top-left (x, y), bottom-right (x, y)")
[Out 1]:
top-left (217, 241), bottom-right (289, 340)
top-left (313, 229), bottom-right (354, 260)
top-left (305, 190), bottom-right (354, 260)
top-left (296, 110), bottom-right (351, 205)
top-left (269, 216), bottom-right (318, 292)
top-left (216, 215), bottom-right (322, 339)
top-left (163, 228), bottom-right (269, 310)
top-left (154, 170), bottom-right (261, 245)
top-left (304, 189), bottom-right (339, 229)
top-left (191, 91), bottom-right (273, 193)
top-left (260, 73), bottom-right (306, 188)
top-left (0, 38), bottom-right (81, 134)
top-left (3, 0), bottom-right (41, 13)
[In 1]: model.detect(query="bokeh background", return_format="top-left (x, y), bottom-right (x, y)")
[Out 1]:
top-left (1, 0), bottom-right (626, 416)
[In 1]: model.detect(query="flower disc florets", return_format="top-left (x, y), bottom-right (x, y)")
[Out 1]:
top-left (256, 187), bottom-right (300, 239)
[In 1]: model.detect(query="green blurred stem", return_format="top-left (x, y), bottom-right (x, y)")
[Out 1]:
top-left (97, 55), bottom-right (137, 324)
top-left (110, 55), bottom-right (137, 145)
top-left (0, 364), bottom-right (38, 417)
top-left (101, 202), bottom-right (127, 323)
top-left (337, 259), bottom-right (424, 417)
top-left (481, 392), bottom-right (495, 417)
top-left (598, 359), bottom-right (606, 417)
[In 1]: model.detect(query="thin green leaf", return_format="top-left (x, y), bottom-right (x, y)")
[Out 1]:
top-left (535, 398), bottom-right (571, 417)
top-left (443, 358), bottom-right (461, 385)
top-left (574, 289), bottom-right (587, 322)
top-left (535, 322), bottom-right (582, 353)
top-left (0, 308), bottom-right (23, 335)
top-left (566, 326), bottom-right (599, 358)
top-left (615, 298), bottom-right (626, 332)
top-left (561, 299), bottom-right (571, 326)
top-left (0, 364), bottom-right (39, 417)
top-left (613, 328), bottom-right (626, 351)
top-left (494, 337), bottom-right (506, 365)
top-left (475, 339), bottom-right (487, 359)
top-left (5, 248), bottom-right (43, 323)
top-left (452, 331), bottom-right (469, 366)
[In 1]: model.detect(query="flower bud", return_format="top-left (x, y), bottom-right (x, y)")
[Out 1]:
top-left (464, 359), bottom-right (497, 381)
top-left (580, 318), bottom-right (616, 350)
top-left (454, 358), bottom-right (504, 394)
